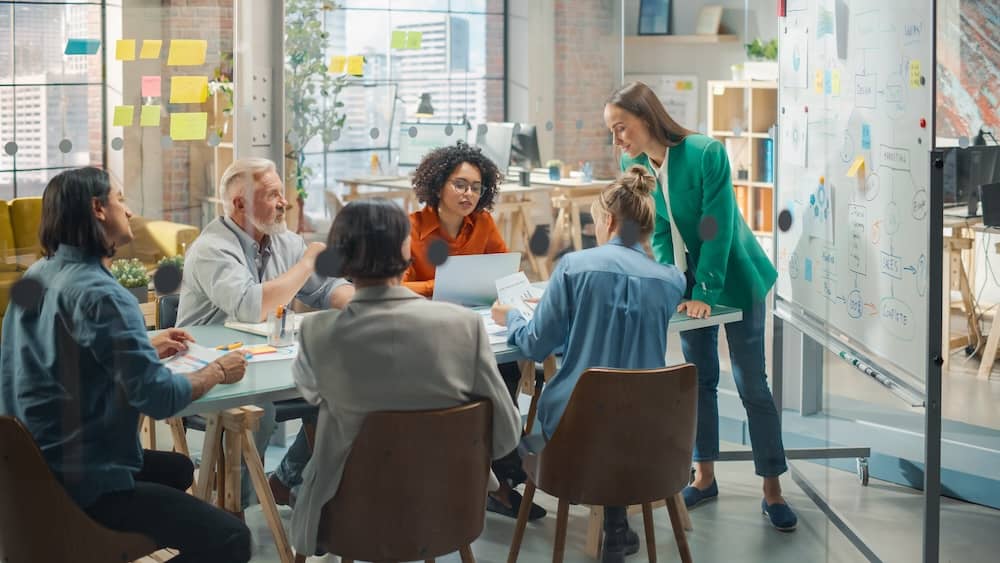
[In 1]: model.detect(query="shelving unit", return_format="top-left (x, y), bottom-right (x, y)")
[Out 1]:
top-left (624, 34), bottom-right (738, 48)
top-left (706, 80), bottom-right (777, 236)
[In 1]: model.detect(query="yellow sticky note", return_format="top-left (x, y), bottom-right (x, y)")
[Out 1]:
top-left (140, 39), bottom-right (163, 59)
top-left (170, 112), bottom-right (208, 141)
top-left (831, 69), bottom-right (841, 95)
top-left (909, 60), bottom-right (921, 87)
top-left (167, 39), bottom-right (207, 66)
top-left (140, 105), bottom-right (161, 127)
top-left (391, 30), bottom-right (407, 49)
top-left (347, 55), bottom-right (364, 76)
top-left (113, 105), bottom-right (134, 127)
top-left (115, 39), bottom-right (136, 61)
top-left (847, 156), bottom-right (866, 177)
top-left (814, 70), bottom-right (824, 93)
top-left (329, 55), bottom-right (347, 74)
top-left (169, 76), bottom-right (209, 104)
top-left (406, 31), bottom-right (423, 50)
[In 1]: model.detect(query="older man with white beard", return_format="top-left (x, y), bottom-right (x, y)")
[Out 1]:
top-left (178, 157), bottom-right (354, 511)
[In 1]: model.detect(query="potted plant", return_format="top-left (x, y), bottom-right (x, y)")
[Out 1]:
top-left (744, 38), bottom-right (778, 81)
top-left (546, 159), bottom-right (564, 181)
top-left (285, 0), bottom-right (351, 233)
top-left (110, 258), bottom-right (150, 303)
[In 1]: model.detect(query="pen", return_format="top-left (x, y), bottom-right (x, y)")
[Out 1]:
top-left (216, 341), bottom-right (243, 351)
top-left (278, 305), bottom-right (286, 339)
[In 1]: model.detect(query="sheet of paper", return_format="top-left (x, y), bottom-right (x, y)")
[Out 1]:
top-left (65, 38), bottom-right (100, 55)
top-left (246, 343), bottom-right (299, 363)
top-left (780, 30), bottom-right (807, 89)
top-left (169, 112), bottom-right (208, 141)
top-left (164, 343), bottom-right (223, 374)
top-left (169, 76), bottom-right (208, 104)
top-left (478, 310), bottom-right (508, 345)
top-left (116, 39), bottom-right (136, 61)
top-left (781, 106), bottom-right (808, 168)
top-left (346, 55), bottom-right (364, 76)
top-left (141, 75), bottom-right (162, 97)
top-left (140, 40), bottom-right (163, 59)
top-left (140, 105), bottom-right (161, 127)
top-left (329, 55), bottom-right (347, 73)
top-left (167, 39), bottom-right (207, 66)
top-left (495, 271), bottom-right (544, 320)
top-left (112, 105), bottom-right (134, 127)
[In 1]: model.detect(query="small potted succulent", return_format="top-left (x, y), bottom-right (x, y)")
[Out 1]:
top-left (546, 159), bottom-right (564, 181)
top-left (110, 258), bottom-right (151, 303)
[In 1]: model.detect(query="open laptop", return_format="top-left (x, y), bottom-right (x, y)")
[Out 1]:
top-left (432, 252), bottom-right (522, 307)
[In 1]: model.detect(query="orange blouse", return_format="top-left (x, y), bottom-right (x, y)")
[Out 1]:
top-left (403, 206), bottom-right (509, 297)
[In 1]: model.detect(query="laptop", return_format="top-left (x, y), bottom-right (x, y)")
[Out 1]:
top-left (981, 183), bottom-right (1000, 227)
top-left (432, 252), bottom-right (522, 307)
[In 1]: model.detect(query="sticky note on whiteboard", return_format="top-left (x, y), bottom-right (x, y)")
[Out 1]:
top-left (167, 39), bottom-right (207, 66)
top-left (909, 60), bottom-right (921, 87)
top-left (169, 76), bottom-right (209, 104)
top-left (329, 55), bottom-right (347, 73)
top-left (65, 38), bottom-right (101, 55)
top-left (861, 124), bottom-right (871, 149)
top-left (141, 75), bottom-right (162, 97)
top-left (814, 70), bottom-right (824, 93)
top-left (115, 40), bottom-right (136, 61)
top-left (847, 156), bottom-right (866, 177)
top-left (140, 105), bottom-right (161, 127)
top-left (170, 112), bottom-right (208, 141)
top-left (140, 40), bottom-right (163, 59)
top-left (113, 106), bottom-right (134, 127)
top-left (347, 55), bottom-right (364, 76)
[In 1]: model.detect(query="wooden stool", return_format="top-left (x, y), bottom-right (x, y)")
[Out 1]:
top-left (976, 242), bottom-right (1000, 379)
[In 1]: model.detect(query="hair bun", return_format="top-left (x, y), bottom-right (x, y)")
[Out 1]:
top-left (623, 165), bottom-right (655, 196)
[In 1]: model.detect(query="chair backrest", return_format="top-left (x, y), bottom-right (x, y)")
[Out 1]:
top-left (534, 364), bottom-right (698, 506)
top-left (0, 416), bottom-right (157, 563)
top-left (318, 400), bottom-right (492, 561)
top-left (8, 197), bottom-right (42, 255)
top-left (156, 293), bottom-right (181, 329)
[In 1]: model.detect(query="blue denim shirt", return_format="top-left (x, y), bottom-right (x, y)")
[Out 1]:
top-left (505, 239), bottom-right (686, 439)
top-left (0, 245), bottom-right (192, 508)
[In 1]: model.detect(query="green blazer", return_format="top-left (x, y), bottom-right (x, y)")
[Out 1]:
top-left (621, 134), bottom-right (776, 311)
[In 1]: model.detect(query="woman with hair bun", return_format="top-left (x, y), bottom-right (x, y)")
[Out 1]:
top-left (492, 166), bottom-right (686, 563)
top-left (604, 81), bottom-right (795, 532)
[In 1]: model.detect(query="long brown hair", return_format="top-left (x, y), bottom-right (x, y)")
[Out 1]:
top-left (606, 81), bottom-right (694, 148)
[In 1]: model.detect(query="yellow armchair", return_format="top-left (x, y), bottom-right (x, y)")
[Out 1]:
top-left (115, 216), bottom-right (200, 270)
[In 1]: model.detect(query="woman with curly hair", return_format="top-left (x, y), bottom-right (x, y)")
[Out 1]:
top-left (404, 141), bottom-right (546, 522)
top-left (403, 141), bottom-right (507, 297)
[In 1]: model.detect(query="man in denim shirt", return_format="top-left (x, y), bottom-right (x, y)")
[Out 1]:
top-left (178, 157), bottom-right (354, 509)
top-left (0, 167), bottom-right (251, 562)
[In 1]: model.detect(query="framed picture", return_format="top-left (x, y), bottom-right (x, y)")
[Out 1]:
top-left (695, 5), bottom-right (724, 35)
top-left (638, 0), bottom-right (672, 35)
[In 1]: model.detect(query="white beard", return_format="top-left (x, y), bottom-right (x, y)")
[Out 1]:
top-left (251, 216), bottom-right (288, 236)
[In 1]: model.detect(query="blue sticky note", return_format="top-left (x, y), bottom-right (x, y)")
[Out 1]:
top-left (861, 124), bottom-right (871, 149)
top-left (65, 38), bottom-right (101, 55)
top-left (804, 258), bottom-right (814, 282)
top-left (824, 69), bottom-right (832, 95)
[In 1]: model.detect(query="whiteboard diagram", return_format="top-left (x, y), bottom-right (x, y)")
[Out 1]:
top-left (775, 0), bottom-right (932, 380)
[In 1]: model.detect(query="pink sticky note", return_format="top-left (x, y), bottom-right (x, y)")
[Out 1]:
top-left (141, 75), bottom-right (162, 98)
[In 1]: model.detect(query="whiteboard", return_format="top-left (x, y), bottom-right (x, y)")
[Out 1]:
top-left (775, 0), bottom-right (933, 380)
top-left (624, 74), bottom-right (700, 132)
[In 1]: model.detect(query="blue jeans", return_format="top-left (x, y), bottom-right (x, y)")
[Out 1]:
top-left (239, 404), bottom-right (315, 508)
top-left (680, 300), bottom-right (787, 477)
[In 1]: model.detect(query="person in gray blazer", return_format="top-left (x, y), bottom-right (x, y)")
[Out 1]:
top-left (290, 199), bottom-right (522, 557)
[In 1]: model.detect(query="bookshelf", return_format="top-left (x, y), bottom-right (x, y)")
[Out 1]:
top-left (706, 80), bottom-right (777, 236)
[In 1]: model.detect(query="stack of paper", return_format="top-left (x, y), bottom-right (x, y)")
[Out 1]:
top-left (479, 310), bottom-right (509, 345)
top-left (224, 311), bottom-right (321, 337)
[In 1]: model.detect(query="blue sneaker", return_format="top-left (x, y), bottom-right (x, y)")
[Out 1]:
top-left (681, 479), bottom-right (718, 509)
top-left (761, 498), bottom-right (798, 531)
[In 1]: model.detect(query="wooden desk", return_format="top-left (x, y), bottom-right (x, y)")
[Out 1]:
top-left (333, 176), bottom-right (418, 213)
top-left (943, 215), bottom-right (982, 375)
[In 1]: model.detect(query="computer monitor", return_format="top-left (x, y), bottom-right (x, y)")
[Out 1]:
top-left (511, 123), bottom-right (542, 169)
top-left (397, 122), bottom-right (457, 167)
top-left (943, 145), bottom-right (1000, 209)
top-left (474, 122), bottom-right (515, 172)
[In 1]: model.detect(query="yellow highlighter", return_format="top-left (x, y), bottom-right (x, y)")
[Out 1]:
top-left (215, 341), bottom-right (243, 351)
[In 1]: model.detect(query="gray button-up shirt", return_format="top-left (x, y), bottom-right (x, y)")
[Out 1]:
top-left (177, 217), bottom-right (349, 327)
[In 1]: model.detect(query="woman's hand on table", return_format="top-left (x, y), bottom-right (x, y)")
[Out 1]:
top-left (678, 300), bottom-right (711, 319)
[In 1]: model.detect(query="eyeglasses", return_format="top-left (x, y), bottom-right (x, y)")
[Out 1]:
top-left (449, 179), bottom-right (484, 196)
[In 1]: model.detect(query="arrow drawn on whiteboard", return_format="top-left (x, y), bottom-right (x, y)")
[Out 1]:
top-left (904, 265), bottom-right (916, 274)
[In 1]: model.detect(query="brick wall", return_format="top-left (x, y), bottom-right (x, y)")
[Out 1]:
top-left (160, 0), bottom-right (233, 223)
top-left (553, 0), bottom-right (620, 178)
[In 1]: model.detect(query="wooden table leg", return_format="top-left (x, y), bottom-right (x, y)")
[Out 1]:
top-left (584, 506), bottom-right (604, 558)
top-left (234, 406), bottom-right (295, 563)
top-left (194, 414), bottom-right (223, 502)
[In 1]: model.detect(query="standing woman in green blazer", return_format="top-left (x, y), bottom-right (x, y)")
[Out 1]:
top-left (603, 81), bottom-right (797, 531)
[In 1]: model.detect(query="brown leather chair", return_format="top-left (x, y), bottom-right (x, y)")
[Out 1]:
top-left (294, 400), bottom-right (493, 563)
top-left (0, 416), bottom-right (158, 563)
top-left (507, 365), bottom-right (698, 563)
